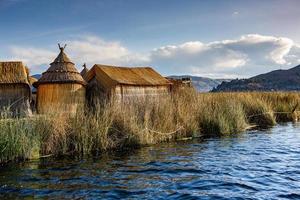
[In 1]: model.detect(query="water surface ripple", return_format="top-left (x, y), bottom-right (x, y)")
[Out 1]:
top-left (1, 123), bottom-right (300, 199)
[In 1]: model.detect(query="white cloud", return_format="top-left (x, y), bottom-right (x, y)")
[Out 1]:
top-left (149, 34), bottom-right (297, 77)
top-left (6, 34), bottom-right (300, 78)
top-left (232, 11), bottom-right (239, 16)
top-left (220, 34), bottom-right (294, 65)
top-left (9, 46), bottom-right (56, 72)
top-left (8, 35), bottom-right (149, 73)
top-left (10, 47), bottom-right (55, 66)
top-left (66, 36), bottom-right (149, 66)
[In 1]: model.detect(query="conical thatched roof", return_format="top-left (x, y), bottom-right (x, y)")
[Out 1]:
top-left (80, 63), bottom-right (89, 79)
top-left (33, 44), bottom-right (86, 87)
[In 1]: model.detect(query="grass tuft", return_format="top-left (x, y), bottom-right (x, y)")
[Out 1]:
top-left (1, 91), bottom-right (300, 163)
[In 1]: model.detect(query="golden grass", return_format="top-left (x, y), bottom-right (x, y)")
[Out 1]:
top-left (1, 90), bottom-right (300, 164)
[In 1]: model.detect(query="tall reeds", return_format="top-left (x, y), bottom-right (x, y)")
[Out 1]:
top-left (1, 91), bottom-right (300, 164)
top-left (197, 94), bottom-right (248, 136)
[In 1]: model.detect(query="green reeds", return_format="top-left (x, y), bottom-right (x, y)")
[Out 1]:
top-left (0, 117), bottom-right (39, 163)
top-left (198, 94), bottom-right (248, 136)
top-left (1, 91), bottom-right (300, 164)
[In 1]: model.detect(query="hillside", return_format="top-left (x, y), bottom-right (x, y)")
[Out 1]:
top-left (169, 75), bottom-right (231, 92)
top-left (213, 65), bottom-right (300, 92)
top-left (32, 74), bottom-right (42, 80)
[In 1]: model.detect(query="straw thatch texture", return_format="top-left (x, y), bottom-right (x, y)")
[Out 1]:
top-left (85, 64), bottom-right (171, 87)
top-left (37, 83), bottom-right (85, 114)
top-left (33, 49), bottom-right (86, 87)
top-left (167, 77), bottom-right (193, 92)
top-left (80, 64), bottom-right (89, 80)
top-left (113, 85), bottom-right (171, 102)
top-left (0, 62), bottom-right (29, 84)
top-left (86, 64), bottom-right (172, 103)
top-left (0, 62), bottom-right (31, 116)
top-left (28, 76), bottom-right (38, 85)
top-left (34, 46), bottom-right (86, 114)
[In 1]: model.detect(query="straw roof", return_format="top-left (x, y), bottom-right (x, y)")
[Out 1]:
top-left (0, 61), bottom-right (29, 85)
top-left (29, 76), bottom-right (38, 85)
top-left (86, 64), bottom-right (172, 86)
top-left (34, 45), bottom-right (86, 87)
top-left (80, 63), bottom-right (89, 79)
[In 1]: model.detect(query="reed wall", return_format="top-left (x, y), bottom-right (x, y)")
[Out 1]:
top-left (0, 84), bottom-right (31, 116)
top-left (113, 85), bottom-right (170, 101)
top-left (36, 83), bottom-right (85, 114)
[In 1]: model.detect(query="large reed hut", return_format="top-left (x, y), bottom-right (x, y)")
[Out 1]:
top-left (85, 64), bottom-right (172, 103)
top-left (33, 45), bottom-right (86, 114)
top-left (0, 61), bottom-right (32, 116)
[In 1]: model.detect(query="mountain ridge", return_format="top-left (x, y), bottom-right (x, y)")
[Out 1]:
top-left (213, 64), bottom-right (300, 92)
top-left (168, 75), bottom-right (231, 92)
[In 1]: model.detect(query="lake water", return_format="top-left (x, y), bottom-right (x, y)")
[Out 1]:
top-left (1, 123), bottom-right (300, 199)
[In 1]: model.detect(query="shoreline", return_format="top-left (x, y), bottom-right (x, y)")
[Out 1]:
top-left (1, 91), bottom-right (300, 164)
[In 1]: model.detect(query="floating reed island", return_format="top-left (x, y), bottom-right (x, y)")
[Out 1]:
top-left (0, 44), bottom-right (300, 164)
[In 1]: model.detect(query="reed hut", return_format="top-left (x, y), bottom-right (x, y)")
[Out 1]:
top-left (0, 61), bottom-right (32, 116)
top-left (33, 44), bottom-right (86, 114)
top-left (85, 64), bottom-right (172, 103)
top-left (167, 77), bottom-right (193, 92)
top-left (80, 63), bottom-right (89, 80)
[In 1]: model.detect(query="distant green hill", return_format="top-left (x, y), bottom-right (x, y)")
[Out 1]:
top-left (168, 75), bottom-right (231, 92)
top-left (213, 65), bottom-right (300, 92)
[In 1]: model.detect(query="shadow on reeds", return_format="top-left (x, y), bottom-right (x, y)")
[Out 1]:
top-left (1, 90), bottom-right (300, 164)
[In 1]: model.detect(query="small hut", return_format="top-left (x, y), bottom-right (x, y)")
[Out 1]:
top-left (0, 61), bottom-right (32, 116)
top-left (167, 77), bottom-right (193, 92)
top-left (33, 44), bottom-right (86, 114)
top-left (80, 63), bottom-right (89, 80)
top-left (85, 64), bottom-right (172, 103)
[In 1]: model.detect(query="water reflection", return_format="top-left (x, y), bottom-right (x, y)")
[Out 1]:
top-left (1, 123), bottom-right (300, 199)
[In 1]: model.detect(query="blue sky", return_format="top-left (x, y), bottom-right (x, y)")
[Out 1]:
top-left (1, 0), bottom-right (300, 78)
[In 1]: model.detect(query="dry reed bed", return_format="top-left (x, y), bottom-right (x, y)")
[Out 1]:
top-left (1, 90), bottom-right (300, 164)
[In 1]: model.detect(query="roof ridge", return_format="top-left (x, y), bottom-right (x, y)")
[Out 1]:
top-left (0, 61), bottom-right (23, 63)
top-left (89, 64), bottom-right (171, 86)
top-left (94, 64), bottom-right (151, 69)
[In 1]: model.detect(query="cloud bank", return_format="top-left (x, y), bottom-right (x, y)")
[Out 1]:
top-left (150, 34), bottom-right (296, 77)
top-left (7, 34), bottom-right (300, 78)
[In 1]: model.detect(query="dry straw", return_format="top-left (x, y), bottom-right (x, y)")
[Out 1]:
top-left (1, 91), bottom-right (300, 164)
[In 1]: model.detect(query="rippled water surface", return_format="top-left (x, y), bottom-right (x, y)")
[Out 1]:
top-left (1, 123), bottom-right (300, 199)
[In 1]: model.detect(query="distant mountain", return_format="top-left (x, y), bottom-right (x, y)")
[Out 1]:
top-left (213, 65), bottom-right (300, 92)
top-left (168, 75), bottom-right (231, 92)
top-left (32, 74), bottom-right (42, 80)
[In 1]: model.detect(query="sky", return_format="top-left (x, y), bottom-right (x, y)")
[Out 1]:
top-left (1, 0), bottom-right (300, 78)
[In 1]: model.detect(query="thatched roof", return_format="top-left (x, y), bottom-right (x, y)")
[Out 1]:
top-left (86, 64), bottom-right (172, 87)
top-left (33, 45), bottom-right (86, 87)
top-left (80, 63), bottom-right (89, 79)
top-left (29, 76), bottom-right (38, 85)
top-left (0, 61), bottom-right (30, 85)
